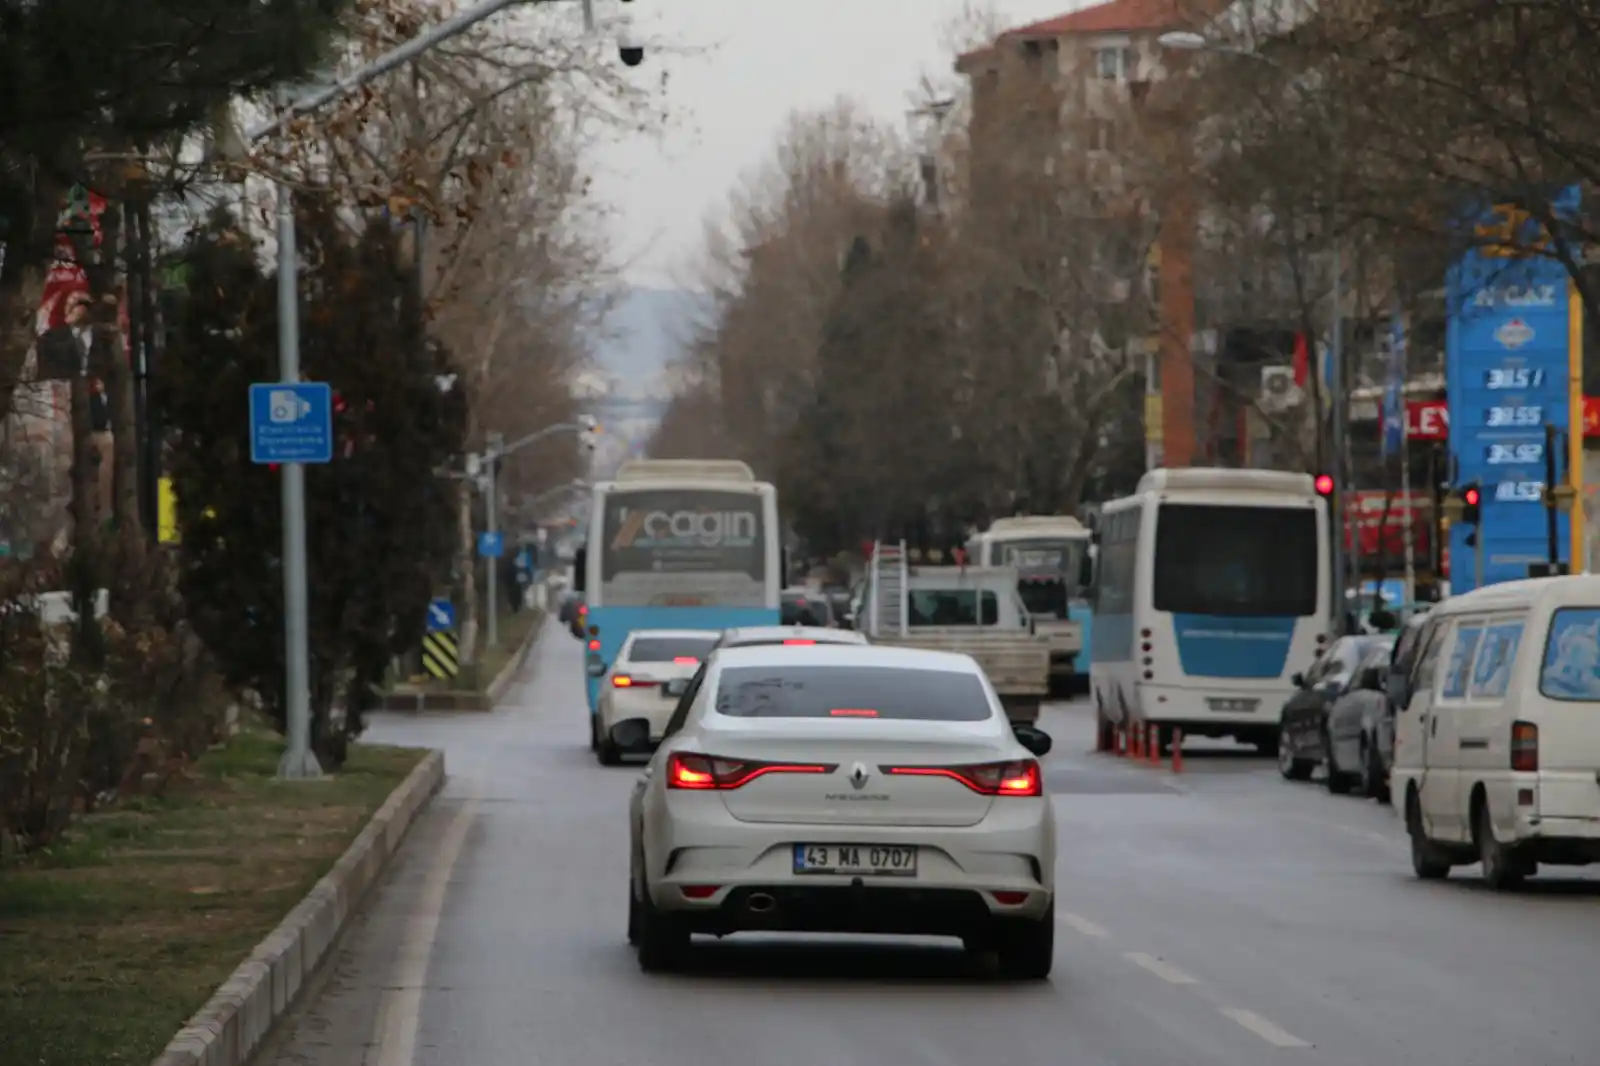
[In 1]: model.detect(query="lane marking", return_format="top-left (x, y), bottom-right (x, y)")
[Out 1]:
top-left (1219, 1007), bottom-right (1312, 1048)
top-left (1123, 951), bottom-right (1199, 984)
top-left (1058, 911), bottom-right (1110, 938)
top-left (370, 790), bottom-right (480, 1066)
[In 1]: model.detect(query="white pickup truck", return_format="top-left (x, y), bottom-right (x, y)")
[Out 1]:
top-left (855, 543), bottom-right (1051, 724)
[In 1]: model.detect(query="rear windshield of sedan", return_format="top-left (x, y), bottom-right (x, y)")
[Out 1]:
top-left (713, 665), bottom-right (992, 720)
top-left (627, 636), bottom-right (717, 662)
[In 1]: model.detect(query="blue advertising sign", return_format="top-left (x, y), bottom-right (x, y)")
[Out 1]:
top-left (1445, 194), bottom-right (1576, 591)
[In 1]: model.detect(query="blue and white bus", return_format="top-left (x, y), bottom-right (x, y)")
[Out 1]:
top-left (967, 515), bottom-right (1095, 697)
top-left (1089, 468), bottom-right (1331, 752)
top-left (575, 459), bottom-right (781, 727)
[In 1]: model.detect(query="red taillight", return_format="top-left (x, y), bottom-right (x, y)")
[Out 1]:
top-left (666, 752), bottom-right (835, 790)
top-left (612, 674), bottom-right (657, 688)
top-left (1511, 720), bottom-right (1538, 772)
top-left (587, 639), bottom-right (600, 650)
top-left (830, 708), bottom-right (878, 717)
top-left (884, 759), bottom-right (1042, 797)
top-left (673, 656), bottom-right (699, 665)
top-left (783, 638), bottom-right (815, 645)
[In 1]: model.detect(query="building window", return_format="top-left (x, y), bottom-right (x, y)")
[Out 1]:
top-left (1088, 118), bottom-right (1116, 153)
top-left (1094, 46), bottom-right (1139, 81)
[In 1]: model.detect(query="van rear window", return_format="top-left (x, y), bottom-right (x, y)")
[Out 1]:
top-left (1539, 608), bottom-right (1600, 700)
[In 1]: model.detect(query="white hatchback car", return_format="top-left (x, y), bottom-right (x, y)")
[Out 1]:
top-left (624, 644), bottom-right (1057, 978)
top-left (594, 629), bottom-right (720, 765)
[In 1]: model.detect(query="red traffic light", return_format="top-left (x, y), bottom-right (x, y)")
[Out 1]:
top-left (1314, 474), bottom-right (1335, 496)
top-left (1464, 486), bottom-right (1480, 506)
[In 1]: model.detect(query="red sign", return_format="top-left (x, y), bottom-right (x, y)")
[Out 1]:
top-left (1344, 490), bottom-right (1433, 560)
top-left (1406, 401), bottom-right (1449, 440)
top-left (1584, 396), bottom-right (1600, 438)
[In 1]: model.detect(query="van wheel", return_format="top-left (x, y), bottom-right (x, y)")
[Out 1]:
top-left (1323, 731), bottom-right (1352, 794)
top-left (1277, 728), bottom-right (1314, 780)
top-left (1473, 793), bottom-right (1531, 890)
top-left (1362, 739), bottom-right (1390, 804)
top-left (1406, 790), bottom-right (1452, 880)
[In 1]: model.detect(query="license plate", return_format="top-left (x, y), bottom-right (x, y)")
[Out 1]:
top-left (1207, 697), bottom-right (1259, 712)
top-left (792, 844), bottom-right (917, 876)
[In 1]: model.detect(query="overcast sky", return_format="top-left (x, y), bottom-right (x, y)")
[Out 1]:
top-left (586, 0), bottom-right (1093, 288)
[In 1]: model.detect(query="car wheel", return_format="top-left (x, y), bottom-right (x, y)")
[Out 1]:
top-left (1406, 789), bottom-right (1452, 880)
top-left (993, 898), bottom-right (1054, 981)
top-left (1473, 793), bottom-right (1531, 891)
top-left (1277, 727), bottom-right (1314, 781)
top-left (589, 713), bottom-right (600, 752)
top-left (635, 886), bottom-right (690, 973)
top-left (627, 873), bottom-right (642, 946)
top-left (1362, 739), bottom-right (1390, 804)
top-left (596, 731), bottom-right (622, 766)
top-left (1323, 731), bottom-right (1352, 794)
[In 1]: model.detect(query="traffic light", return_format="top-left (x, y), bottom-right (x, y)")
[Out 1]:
top-left (1313, 473), bottom-right (1335, 497)
top-left (1461, 482), bottom-right (1481, 526)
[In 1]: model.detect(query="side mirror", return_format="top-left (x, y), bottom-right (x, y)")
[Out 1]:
top-left (1013, 724), bottom-right (1053, 757)
top-left (1386, 671), bottom-right (1411, 708)
top-left (609, 718), bottom-right (651, 752)
top-left (586, 659), bottom-right (606, 677)
top-left (572, 546), bottom-right (587, 593)
top-left (1079, 553), bottom-right (1095, 588)
top-left (663, 678), bottom-right (689, 698)
top-left (1291, 671), bottom-right (1306, 688)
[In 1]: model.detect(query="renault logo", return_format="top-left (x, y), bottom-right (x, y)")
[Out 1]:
top-left (849, 762), bottom-right (871, 789)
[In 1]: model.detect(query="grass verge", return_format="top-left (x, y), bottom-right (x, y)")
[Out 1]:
top-left (0, 730), bottom-right (426, 1066)
top-left (475, 606), bottom-right (540, 686)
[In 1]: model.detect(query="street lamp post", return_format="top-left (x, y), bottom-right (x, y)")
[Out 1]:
top-left (465, 418), bottom-right (598, 650)
top-left (1158, 30), bottom-right (1350, 630)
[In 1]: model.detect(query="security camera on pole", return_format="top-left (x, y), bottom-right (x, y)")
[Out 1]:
top-left (582, 0), bottom-right (646, 66)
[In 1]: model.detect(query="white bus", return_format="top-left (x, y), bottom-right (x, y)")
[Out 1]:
top-left (575, 460), bottom-right (782, 724)
top-left (967, 515), bottom-right (1095, 696)
top-left (1089, 468), bottom-right (1332, 752)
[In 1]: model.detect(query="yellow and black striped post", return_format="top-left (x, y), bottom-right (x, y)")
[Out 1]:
top-left (421, 630), bottom-right (460, 680)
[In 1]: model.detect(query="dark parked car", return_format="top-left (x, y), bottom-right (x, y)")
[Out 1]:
top-left (1278, 635), bottom-right (1391, 785)
top-left (1322, 640), bottom-right (1397, 798)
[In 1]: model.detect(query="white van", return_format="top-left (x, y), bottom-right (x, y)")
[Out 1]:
top-left (1390, 575), bottom-right (1600, 889)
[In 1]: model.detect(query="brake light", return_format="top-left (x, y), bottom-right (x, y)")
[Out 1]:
top-left (884, 759), bottom-right (1042, 797)
top-left (673, 656), bottom-right (699, 665)
top-left (666, 752), bottom-right (836, 790)
top-left (588, 639), bottom-right (600, 650)
top-left (783, 639), bottom-right (815, 645)
top-left (1511, 720), bottom-right (1539, 772)
top-left (612, 675), bottom-right (656, 688)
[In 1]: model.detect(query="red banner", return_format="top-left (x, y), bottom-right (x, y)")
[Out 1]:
top-left (1406, 400), bottom-right (1449, 440)
top-left (1344, 490), bottom-right (1433, 560)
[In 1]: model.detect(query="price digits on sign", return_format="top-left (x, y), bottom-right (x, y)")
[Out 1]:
top-left (1484, 368), bottom-right (1545, 390)
top-left (1495, 480), bottom-right (1543, 502)
top-left (1486, 442), bottom-right (1543, 464)
top-left (1485, 405), bottom-right (1542, 427)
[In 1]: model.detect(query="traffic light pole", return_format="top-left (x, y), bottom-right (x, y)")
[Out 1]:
top-left (1545, 424), bottom-right (1561, 566)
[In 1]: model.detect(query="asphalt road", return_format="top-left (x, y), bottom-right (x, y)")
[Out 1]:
top-left (259, 618), bottom-right (1600, 1066)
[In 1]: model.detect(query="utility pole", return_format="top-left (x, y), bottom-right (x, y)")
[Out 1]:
top-left (485, 431), bottom-right (503, 649)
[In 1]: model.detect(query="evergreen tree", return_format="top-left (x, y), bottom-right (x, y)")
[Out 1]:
top-left (160, 206), bottom-right (466, 765)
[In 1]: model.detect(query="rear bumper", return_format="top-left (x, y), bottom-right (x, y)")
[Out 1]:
top-left (1135, 681), bottom-right (1288, 727)
top-left (670, 883), bottom-right (1050, 936)
top-left (648, 797), bottom-right (1054, 921)
top-left (599, 690), bottom-right (679, 737)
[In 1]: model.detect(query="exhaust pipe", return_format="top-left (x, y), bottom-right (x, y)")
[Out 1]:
top-left (746, 892), bottom-right (777, 914)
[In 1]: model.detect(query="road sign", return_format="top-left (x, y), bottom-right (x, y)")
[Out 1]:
top-left (478, 531), bottom-right (503, 558)
top-left (248, 382), bottom-right (334, 464)
top-left (426, 598), bottom-right (455, 632)
top-left (421, 631), bottom-right (459, 679)
top-left (1446, 190), bottom-right (1579, 591)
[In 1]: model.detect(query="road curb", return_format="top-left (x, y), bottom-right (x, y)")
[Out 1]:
top-left (147, 749), bottom-right (447, 1066)
top-left (486, 610), bottom-right (543, 704)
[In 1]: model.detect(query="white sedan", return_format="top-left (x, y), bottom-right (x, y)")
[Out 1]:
top-left (594, 629), bottom-right (720, 765)
top-left (624, 643), bottom-right (1057, 978)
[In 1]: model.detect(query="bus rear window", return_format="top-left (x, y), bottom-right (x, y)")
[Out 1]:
top-left (1153, 504), bottom-right (1318, 617)
top-left (714, 665), bottom-right (992, 720)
